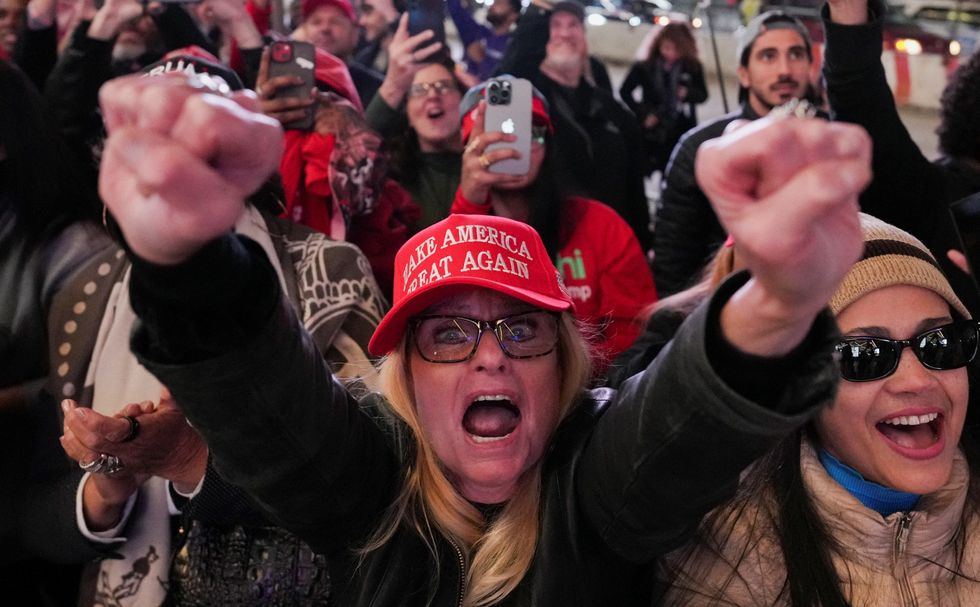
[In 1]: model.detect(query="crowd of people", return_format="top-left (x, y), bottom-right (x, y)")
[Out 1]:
top-left (4, 0), bottom-right (980, 604)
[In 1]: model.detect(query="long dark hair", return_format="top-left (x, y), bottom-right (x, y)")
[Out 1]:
top-left (0, 60), bottom-right (100, 239)
top-left (643, 22), bottom-right (699, 67)
top-left (661, 419), bottom-right (980, 606)
top-left (523, 136), bottom-right (567, 260)
top-left (388, 57), bottom-right (466, 187)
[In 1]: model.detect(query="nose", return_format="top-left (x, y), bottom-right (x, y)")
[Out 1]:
top-left (886, 347), bottom-right (938, 393)
top-left (470, 328), bottom-right (508, 372)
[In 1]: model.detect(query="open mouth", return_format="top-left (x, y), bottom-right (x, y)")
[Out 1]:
top-left (463, 395), bottom-right (520, 443)
top-left (876, 412), bottom-right (943, 453)
top-left (426, 107), bottom-right (446, 120)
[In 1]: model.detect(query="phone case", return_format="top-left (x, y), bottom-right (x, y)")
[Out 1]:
top-left (483, 78), bottom-right (533, 176)
top-left (950, 191), bottom-right (980, 297)
top-left (267, 41), bottom-right (316, 131)
top-left (407, 0), bottom-right (448, 62)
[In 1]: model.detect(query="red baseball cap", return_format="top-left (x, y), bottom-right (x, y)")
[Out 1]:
top-left (368, 214), bottom-right (574, 356)
top-left (314, 47), bottom-right (363, 111)
top-left (302, 0), bottom-right (357, 22)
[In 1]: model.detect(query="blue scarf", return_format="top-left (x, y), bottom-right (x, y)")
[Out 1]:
top-left (818, 449), bottom-right (920, 516)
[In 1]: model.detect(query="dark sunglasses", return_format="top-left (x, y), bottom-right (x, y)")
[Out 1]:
top-left (835, 320), bottom-right (979, 382)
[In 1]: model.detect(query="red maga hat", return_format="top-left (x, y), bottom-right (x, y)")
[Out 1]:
top-left (314, 47), bottom-right (363, 111)
top-left (302, 0), bottom-right (357, 22)
top-left (368, 214), bottom-right (574, 356)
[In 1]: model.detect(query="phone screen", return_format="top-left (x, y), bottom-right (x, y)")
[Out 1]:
top-left (483, 78), bottom-right (533, 176)
top-left (407, 0), bottom-right (448, 62)
top-left (267, 41), bottom-right (316, 131)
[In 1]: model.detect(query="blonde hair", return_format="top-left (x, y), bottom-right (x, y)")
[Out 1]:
top-left (363, 313), bottom-right (592, 606)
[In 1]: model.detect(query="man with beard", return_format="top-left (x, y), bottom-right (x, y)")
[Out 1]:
top-left (496, 0), bottom-right (651, 254)
top-left (652, 10), bottom-right (817, 297)
top-left (447, 0), bottom-right (520, 81)
top-left (0, 0), bottom-right (24, 60)
top-left (353, 0), bottom-right (402, 73)
top-left (295, 0), bottom-right (383, 106)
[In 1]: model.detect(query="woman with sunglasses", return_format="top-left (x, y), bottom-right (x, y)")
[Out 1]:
top-left (91, 73), bottom-right (872, 606)
top-left (451, 79), bottom-right (657, 373)
top-left (657, 213), bottom-right (980, 605)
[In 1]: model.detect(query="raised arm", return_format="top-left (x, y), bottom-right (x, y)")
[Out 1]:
top-left (98, 73), bottom-right (400, 553)
top-left (579, 116), bottom-right (871, 560)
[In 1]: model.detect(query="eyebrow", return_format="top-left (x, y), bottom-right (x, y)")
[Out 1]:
top-left (843, 316), bottom-right (955, 338)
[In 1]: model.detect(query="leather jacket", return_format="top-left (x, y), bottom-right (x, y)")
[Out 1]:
top-left (129, 236), bottom-right (841, 606)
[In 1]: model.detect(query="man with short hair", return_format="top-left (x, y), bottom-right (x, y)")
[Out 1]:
top-left (353, 0), bottom-right (401, 74)
top-left (447, 0), bottom-right (520, 81)
top-left (497, 0), bottom-right (650, 252)
top-left (652, 10), bottom-right (817, 297)
top-left (0, 0), bottom-right (25, 60)
top-left (299, 0), bottom-right (382, 106)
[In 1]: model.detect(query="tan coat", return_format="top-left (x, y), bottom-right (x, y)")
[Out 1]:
top-left (658, 439), bottom-right (980, 606)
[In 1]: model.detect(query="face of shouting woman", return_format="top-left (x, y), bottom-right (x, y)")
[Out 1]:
top-left (406, 63), bottom-right (462, 153)
top-left (409, 288), bottom-right (562, 504)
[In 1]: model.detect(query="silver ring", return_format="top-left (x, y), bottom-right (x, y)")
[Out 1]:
top-left (102, 455), bottom-right (125, 476)
top-left (78, 453), bottom-right (125, 475)
top-left (79, 453), bottom-right (108, 473)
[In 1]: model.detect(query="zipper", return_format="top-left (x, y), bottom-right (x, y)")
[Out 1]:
top-left (449, 539), bottom-right (466, 607)
top-left (893, 511), bottom-right (917, 607)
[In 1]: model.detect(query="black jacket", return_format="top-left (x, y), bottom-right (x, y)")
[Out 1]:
top-left (126, 234), bottom-right (840, 606)
top-left (822, 0), bottom-right (980, 315)
top-left (651, 105), bottom-right (758, 297)
top-left (495, 4), bottom-right (652, 253)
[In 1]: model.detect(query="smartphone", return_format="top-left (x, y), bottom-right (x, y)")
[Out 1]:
top-left (950, 191), bottom-right (980, 296)
top-left (483, 78), bottom-right (533, 176)
top-left (267, 41), bottom-right (316, 131)
top-left (407, 0), bottom-right (448, 63)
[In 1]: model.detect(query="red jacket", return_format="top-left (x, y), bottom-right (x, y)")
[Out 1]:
top-left (452, 192), bottom-right (657, 372)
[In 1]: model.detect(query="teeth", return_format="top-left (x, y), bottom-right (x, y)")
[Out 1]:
top-left (883, 412), bottom-right (939, 426)
top-left (470, 433), bottom-right (512, 443)
top-left (474, 395), bottom-right (510, 402)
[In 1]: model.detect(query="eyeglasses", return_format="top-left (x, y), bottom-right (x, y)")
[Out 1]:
top-left (532, 125), bottom-right (548, 145)
top-left (408, 79), bottom-right (457, 98)
top-left (411, 311), bottom-right (560, 363)
top-left (835, 320), bottom-right (979, 382)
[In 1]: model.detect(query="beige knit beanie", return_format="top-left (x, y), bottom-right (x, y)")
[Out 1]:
top-left (830, 214), bottom-right (970, 319)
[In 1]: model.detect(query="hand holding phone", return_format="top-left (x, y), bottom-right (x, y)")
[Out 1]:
top-left (406, 0), bottom-right (448, 63)
top-left (483, 78), bottom-right (533, 176)
top-left (264, 41), bottom-right (316, 131)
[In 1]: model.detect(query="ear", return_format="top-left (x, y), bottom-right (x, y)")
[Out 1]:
top-left (736, 64), bottom-right (750, 89)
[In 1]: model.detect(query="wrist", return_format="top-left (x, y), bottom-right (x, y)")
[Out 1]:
top-left (88, 9), bottom-right (131, 40)
top-left (719, 277), bottom-right (819, 357)
top-left (82, 475), bottom-right (131, 531)
top-left (378, 79), bottom-right (407, 109)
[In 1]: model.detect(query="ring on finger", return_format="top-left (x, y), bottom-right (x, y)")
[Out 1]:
top-left (120, 415), bottom-right (140, 443)
top-left (101, 455), bottom-right (125, 476)
top-left (79, 453), bottom-right (108, 474)
top-left (478, 155), bottom-right (491, 169)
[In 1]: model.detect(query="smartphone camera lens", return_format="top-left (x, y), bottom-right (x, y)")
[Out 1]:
top-left (489, 95), bottom-right (499, 104)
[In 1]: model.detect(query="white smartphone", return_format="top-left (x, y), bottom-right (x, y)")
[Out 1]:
top-left (483, 78), bottom-right (533, 176)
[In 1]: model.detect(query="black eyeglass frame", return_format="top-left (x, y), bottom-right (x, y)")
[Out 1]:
top-left (410, 311), bottom-right (561, 364)
top-left (835, 319), bottom-right (980, 382)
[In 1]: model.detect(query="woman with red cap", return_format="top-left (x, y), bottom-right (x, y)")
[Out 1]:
top-left (89, 73), bottom-right (872, 606)
top-left (452, 79), bottom-right (657, 375)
